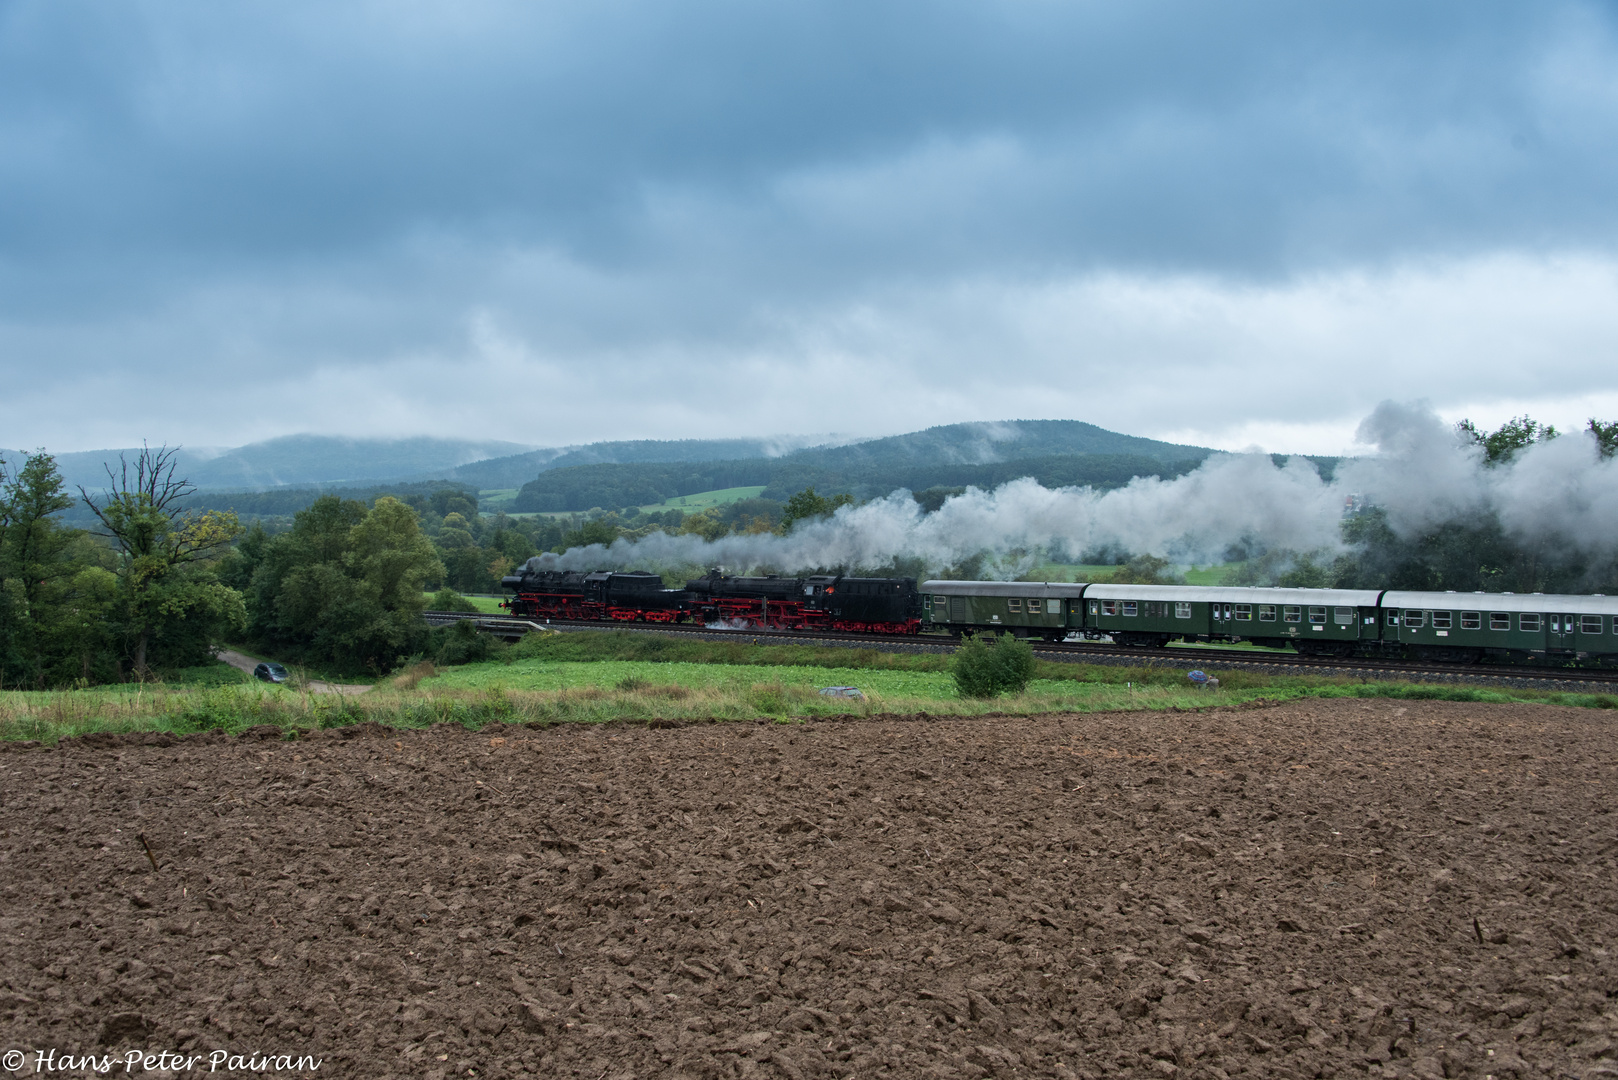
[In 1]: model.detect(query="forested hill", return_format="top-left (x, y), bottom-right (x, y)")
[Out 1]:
top-left (782, 420), bottom-right (1212, 469)
top-left (29, 435), bottom-right (535, 493)
top-left (19, 421), bottom-right (1212, 499)
top-left (508, 420), bottom-right (1220, 511)
top-left (455, 422), bottom-right (1209, 490)
top-left (446, 437), bottom-right (834, 489)
top-left (514, 452), bottom-right (1219, 513)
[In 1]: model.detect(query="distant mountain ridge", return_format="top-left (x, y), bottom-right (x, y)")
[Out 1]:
top-left (511, 421), bottom-right (1221, 512)
top-left (12, 422), bottom-right (1224, 511)
top-left (782, 420), bottom-right (1211, 468)
top-left (447, 436), bottom-right (843, 489)
top-left (14, 436), bottom-right (537, 494)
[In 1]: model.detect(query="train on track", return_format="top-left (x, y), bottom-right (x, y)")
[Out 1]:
top-left (499, 564), bottom-right (925, 634)
top-left (923, 581), bottom-right (1618, 666)
top-left (501, 560), bottom-right (1618, 667)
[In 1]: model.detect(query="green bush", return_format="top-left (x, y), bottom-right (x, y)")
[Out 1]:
top-left (952, 632), bottom-right (1035, 698)
top-left (430, 588), bottom-right (481, 613)
top-left (431, 619), bottom-right (498, 666)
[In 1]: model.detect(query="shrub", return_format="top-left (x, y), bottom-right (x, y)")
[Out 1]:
top-left (431, 620), bottom-right (498, 665)
top-left (952, 632), bottom-right (1035, 698)
top-left (430, 588), bottom-right (481, 613)
top-left (394, 660), bottom-right (438, 690)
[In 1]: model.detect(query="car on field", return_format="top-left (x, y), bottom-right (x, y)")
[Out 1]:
top-left (253, 662), bottom-right (289, 683)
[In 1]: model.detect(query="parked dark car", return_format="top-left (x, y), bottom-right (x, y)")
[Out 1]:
top-left (253, 662), bottom-right (289, 683)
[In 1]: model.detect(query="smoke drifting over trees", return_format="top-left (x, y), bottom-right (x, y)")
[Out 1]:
top-left (526, 402), bottom-right (1618, 592)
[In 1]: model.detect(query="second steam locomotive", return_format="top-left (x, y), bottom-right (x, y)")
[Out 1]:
top-left (498, 562), bottom-right (924, 634)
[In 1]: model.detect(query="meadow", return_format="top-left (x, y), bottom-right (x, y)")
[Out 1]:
top-left (480, 483), bottom-right (769, 519)
top-left (1, 629), bottom-right (1613, 746)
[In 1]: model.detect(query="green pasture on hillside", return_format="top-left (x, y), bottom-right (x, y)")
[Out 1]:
top-left (477, 488), bottom-right (521, 512)
top-left (639, 485), bottom-right (767, 512)
top-left (489, 484), bottom-right (770, 520)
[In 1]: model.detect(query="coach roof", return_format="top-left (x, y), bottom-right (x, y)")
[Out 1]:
top-left (1383, 591), bottom-right (1618, 614)
top-left (921, 580), bottom-right (1090, 599)
top-left (1083, 584), bottom-right (1385, 607)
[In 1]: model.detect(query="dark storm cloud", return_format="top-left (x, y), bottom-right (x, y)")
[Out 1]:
top-left (2, 0), bottom-right (1618, 450)
top-left (4, 1), bottom-right (1612, 278)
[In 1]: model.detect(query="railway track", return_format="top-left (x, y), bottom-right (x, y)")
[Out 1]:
top-left (422, 610), bottom-right (1618, 688)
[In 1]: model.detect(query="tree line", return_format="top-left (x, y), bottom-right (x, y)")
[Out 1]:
top-left (0, 445), bottom-right (875, 685)
top-left (0, 447), bottom-right (244, 687)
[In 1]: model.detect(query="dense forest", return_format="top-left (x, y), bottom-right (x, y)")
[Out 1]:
top-left (509, 452), bottom-right (1221, 512)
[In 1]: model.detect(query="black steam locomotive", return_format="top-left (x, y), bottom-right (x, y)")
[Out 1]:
top-left (499, 563), bottom-right (923, 634)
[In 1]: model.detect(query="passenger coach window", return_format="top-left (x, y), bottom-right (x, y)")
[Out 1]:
top-left (1259, 605), bottom-right (1276, 622)
top-left (1490, 612), bottom-right (1510, 630)
top-left (1519, 613), bottom-right (1542, 632)
top-left (1461, 612), bottom-right (1481, 630)
top-left (1403, 610), bottom-right (1424, 627)
top-left (1100, 601), bottom-right (1116, 616)
top-left (1432, 611), bottom-right (1452, 630)
top-left (1308, 606), bottom-right (1326, 624)
top-left (1582, 615), bottom-right (1603, 634)
top-left (1234, 604), bottom-right (1252, 621)
top-left (1283, 606), bottom-right (1302, 623)
top-left (1121, 601), bottom-right (1138, 617)
top-left (1175, 602), bottom-right (1193, 619)
top-left (1334, 607), bottom-right (1353, 624)
top-left (1008, 599), bottom-right (1021, 612)
top-left (1387, 610), bottom-right (1400, 626)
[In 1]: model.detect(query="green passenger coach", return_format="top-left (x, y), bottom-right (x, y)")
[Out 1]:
top-left (1082, 585), bottom-right (1384, 653)
top-left (921, 580), bottom-right (1088, 640)
top-left (1382, 590), bottom-right (1618, 664)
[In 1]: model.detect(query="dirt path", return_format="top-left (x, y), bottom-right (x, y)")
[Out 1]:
top-left (214, 647), bottom-right (373, 695)
top-left (2, 698), bottom-right (1615, 1078)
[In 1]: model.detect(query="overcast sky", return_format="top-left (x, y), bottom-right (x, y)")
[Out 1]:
top-left (4, 0), bottom-right (1618, 455)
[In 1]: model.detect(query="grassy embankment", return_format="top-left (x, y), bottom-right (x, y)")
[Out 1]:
top-left (1, 630), bottom-right (1613, 745)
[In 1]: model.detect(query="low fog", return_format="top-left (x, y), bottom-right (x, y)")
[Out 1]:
top-left (517, 402), bottom-right (1618, 580)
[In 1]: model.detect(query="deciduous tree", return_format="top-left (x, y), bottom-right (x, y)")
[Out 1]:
top-left (79, 446), bottom-right (244, 676)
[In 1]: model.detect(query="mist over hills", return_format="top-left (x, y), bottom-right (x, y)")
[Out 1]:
top-left (510, 422), bottom-right (1224, 512)
top-left (446, 436), bottom-right (844, 490)
top-left (788, 420), bottom-right (1211, 469)
top-left (14, 421), bottom-right (1214, 495)
top-left (18, 436), bottom-right (537, 495)
top-left (13, 421), bottom-right (1262, 522)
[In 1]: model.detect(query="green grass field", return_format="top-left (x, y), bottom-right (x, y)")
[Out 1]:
top-left (423, 592), bottom-right (506, 613)
top-left (638, 485), bottom-right (766, 512)
top-left (4, 629), bottom-right (1611, 745)
top-left (476, 488), bottom-right (521, 513)
top-left (483, 485), bottom-right (770, 520)
top-left (426, 658), bottom-right (948, 696)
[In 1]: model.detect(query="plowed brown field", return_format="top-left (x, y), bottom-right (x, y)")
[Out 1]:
top-left (2, 699), bottom-right (1616, 1080)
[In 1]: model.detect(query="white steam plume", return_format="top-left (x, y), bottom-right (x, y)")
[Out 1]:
top-left (525, 402), bottom-right (1618, 578)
